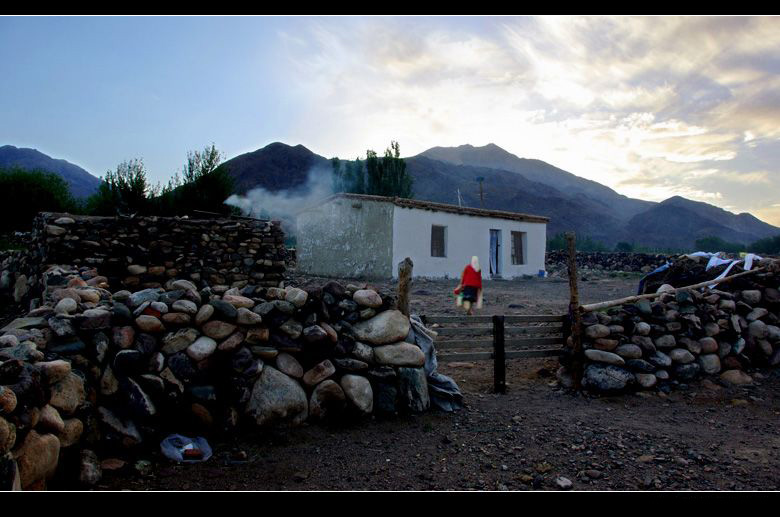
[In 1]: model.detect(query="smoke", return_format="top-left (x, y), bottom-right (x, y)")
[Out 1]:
top-left (225, 166), bottom-right (333, 238)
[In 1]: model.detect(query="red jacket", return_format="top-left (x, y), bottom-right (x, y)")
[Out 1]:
top-left (461, 264), bottom-right (482, 289)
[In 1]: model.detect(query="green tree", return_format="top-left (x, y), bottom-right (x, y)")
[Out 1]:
top-left (749, 234), bottom-right (780, 255)
top-left (615, 241), bottom-right (634, 252)
top-left (154, 144), bottom-right (235, 216)
top-left (694, 236), bottom-right (744, 253)
top-left (86, 159), bottom-right (153, 215)
top-left (0, 166), bottom-right (79, 233)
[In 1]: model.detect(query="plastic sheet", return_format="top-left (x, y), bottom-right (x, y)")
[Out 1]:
top-left (160, 434), bottom-right (213, 463)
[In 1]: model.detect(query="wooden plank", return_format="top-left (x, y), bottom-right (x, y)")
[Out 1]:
top-left (437, 352), bottom-right (492, 362)
top-left (437, 348), bottom-right (564, 362)
top-left (425, 314), bottom-right (565, 324)
top-left (435, 325), bottom-right (562, 336)
top-left (505, 348), bottom-right (564, 359)
top-left (436, 336), bottom-right (563, 349)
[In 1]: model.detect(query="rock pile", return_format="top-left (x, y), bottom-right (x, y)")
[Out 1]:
top-left (559, 263), bottom-right (780, 394)
top-left (0, 268), bottom-right (432, 490)
top-left (546, 251), bottom-right (670, 276)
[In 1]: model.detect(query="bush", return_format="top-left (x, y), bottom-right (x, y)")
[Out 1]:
top-left (749, 234), bottom-right (780, 255)
top-left (0, 166), bottom-right (79, 232)
top-left (694, 236), bottom-right (744, 254)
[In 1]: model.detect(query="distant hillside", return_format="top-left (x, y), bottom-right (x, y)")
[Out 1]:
top-left (217, 142), bottom-right (331, 194)
top-left (404, 155), bottom-right (626, 244)
top-left (419, 143), bottom-right (654, 222)
top-left (0, 145), bottom-right (101, 198)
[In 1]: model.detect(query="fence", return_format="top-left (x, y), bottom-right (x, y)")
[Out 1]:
top-left (420, 313), bottom-right (567, 393)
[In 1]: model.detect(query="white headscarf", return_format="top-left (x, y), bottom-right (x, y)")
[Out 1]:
top-left (471, 256), bottom-right (480, 272)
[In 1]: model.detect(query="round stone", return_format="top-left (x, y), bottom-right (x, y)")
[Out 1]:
top-left (186, 336), bottom-right (217, 361)
top-left (584, 349), bottom-right (625, 366)
top-left (353, 289), bottom-right (382, 308)
top-left (302, 360), bottom-right (336, 387)
top-left (340, 374), bottom-right (373, 414)
top-left (135, 315), bottom-right (164, 333)
top-left (275, 353), bottom-right (303, 379)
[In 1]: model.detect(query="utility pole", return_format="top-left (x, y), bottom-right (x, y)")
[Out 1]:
top-left (476, 177), bottom-right (485, 208)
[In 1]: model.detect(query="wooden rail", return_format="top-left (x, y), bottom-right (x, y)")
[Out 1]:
top-left (427, 312), bottom-right (567, 393)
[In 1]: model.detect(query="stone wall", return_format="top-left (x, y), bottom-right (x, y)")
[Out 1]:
top-left (34, 212), bottom-right (288, 289)
top-left (1, 213), bottom-right (289, 313)
top-left (0, 268), bottom-right (433, 490)
top-left (546, 251), bottom-right (671, 276)
top-left (559, 259), bottom-right (780, 393)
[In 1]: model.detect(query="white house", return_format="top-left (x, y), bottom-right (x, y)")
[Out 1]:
top-left (296, 193), bottom-right (549, 279)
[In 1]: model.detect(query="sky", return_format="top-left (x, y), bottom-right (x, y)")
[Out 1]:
top-left (1, 16), bottom-right (779, 225)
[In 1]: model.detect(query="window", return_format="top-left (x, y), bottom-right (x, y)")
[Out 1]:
top-left (431, 225), bottom-right (446, 257)
top-left (511, 231), bottom-right (525, 265)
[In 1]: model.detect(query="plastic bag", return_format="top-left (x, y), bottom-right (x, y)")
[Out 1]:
top-left (160, 434), bottom-right (213, 463)
top-left (455, 293), bottom-right (463, 307)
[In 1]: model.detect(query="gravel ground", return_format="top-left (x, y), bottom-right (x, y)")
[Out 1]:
top-left (89, 274), bottom-right (780, 491)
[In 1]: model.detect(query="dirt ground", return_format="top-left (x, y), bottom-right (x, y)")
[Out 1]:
top-left (95, 274), bottom-right (780, 491)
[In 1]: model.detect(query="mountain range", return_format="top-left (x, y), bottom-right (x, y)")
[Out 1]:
top-left (2, 141), bottom-right (777, 250)
top-left (0, 145), bottom-right (101, 198)
top-left (216, 142), bottom-right (779, 250)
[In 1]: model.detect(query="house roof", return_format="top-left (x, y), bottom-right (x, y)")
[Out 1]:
top-left (298, 193), bottom-right (550, 224)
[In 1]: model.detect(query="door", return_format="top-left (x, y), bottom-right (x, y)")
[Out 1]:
top-left (489, 229), bottom-right (502, 278)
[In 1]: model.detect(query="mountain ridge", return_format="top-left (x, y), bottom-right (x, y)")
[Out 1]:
top-left (0, 145), bottom-right (101, 198)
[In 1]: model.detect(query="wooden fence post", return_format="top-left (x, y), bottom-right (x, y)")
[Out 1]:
top-left (566, 232), bottom-right (584, 389)
top-left (493, 314), bottom-right (506, 393)
top-left (397, 257), bottom-right (414, 317)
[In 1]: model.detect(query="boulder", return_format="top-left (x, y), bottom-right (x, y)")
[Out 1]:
top-left (275, 353), bottom-right (304, 379)
top-left (246, 366), bottom-right (308, 427)
top-left (161, 327), bottom-right (200, 355)
top-left (49, 373), bottom-right (85, 415)
top-left (352, 310), bottom-right (411, 345)
top-left (135, 315), bottom-right (164, 333)
top-left (353, 289), bottom-right (382, 308)
top-left (635, 373), bottom-right (657, 389)
top-left (340, 374), bottom-right (373, 414)
top-left (302, 360), bottom-right (336, 387)
top-left (582, 364), bottom-right (634, 393)
top-left (308, 380), bottom-right (347, 420)
top-left (669, 348), bottom-right (695, 364)
top-left (397, 367), bottom-right (430, 412)
top-left (584, 349), bottom-right (625, 366)
top-left (285, 288), bottom-right (308, 308)
top-left (373, 342), bottom-right (426, 367)
top-left (698, 354), bottom-right (722, 375)
top-left (720, 369), bottom-right (753, 385)
top-left (614, 344), bottom-right (642, 359)
top-left (584, 324), bottom-right (610, 339)
top-left (186, 336), bottom-right (217, 361)
top-left (202, 320), bottom-right (237, 340)
top-left (14, 431), bottom-right (60, 489)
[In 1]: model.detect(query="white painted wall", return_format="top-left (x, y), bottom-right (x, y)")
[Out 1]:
top-left (391, 206), bottom-right (547, 279)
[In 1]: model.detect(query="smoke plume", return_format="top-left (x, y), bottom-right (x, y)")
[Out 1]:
top-left (225, 167), bottom-right (333, 238)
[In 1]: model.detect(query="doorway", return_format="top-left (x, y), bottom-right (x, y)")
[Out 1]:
top-left (489, 229), bottom-right (502, 278)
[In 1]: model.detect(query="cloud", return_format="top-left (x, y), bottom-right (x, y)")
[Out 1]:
top-left (277, 16), bottom-right (780, 227)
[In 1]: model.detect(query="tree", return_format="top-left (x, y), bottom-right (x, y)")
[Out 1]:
top-left (335, 141), bottom-right (412, 198)
top-left (0, 166), bottom-right (79, 233)
top-left (749, 234), bottom-right (780, 255)
top-left (86, 159), bottom-right (153, 216)
top-left (154, 144), bottom-right (234, 216)
top-left (694, 236), bottom-right (744, 253)
top-left (615, 241), bottom-right (634, 252)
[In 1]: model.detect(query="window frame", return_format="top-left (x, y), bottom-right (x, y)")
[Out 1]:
top-left (511, 231), bottom-right (526, 265)
top-left (431, 224), bottom-right (447, 258)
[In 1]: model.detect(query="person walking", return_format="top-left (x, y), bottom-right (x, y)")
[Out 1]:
top-left (454, 256), bottom-right (483, 315)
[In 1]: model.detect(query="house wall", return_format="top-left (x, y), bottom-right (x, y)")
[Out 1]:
top-left (296, 197), bottom-right (394, 278)
top-left (391, 206), bottom-right (547, 279)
